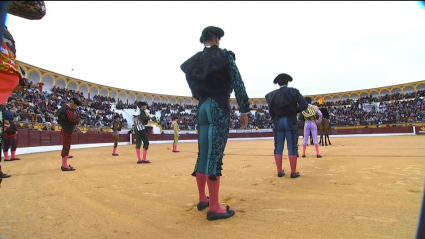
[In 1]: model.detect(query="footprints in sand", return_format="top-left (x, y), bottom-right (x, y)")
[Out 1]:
top-left (262, 208), bottom-right (296, 213)
top-left (394, 181), bottom-right (407, 185)
top-left (236, 209), bottom-right (246, 213)
top-left (267, 180), bottom-right (277, 186)
top-left (329, 180), bottom-right (353, 186)
top-left (185, 204), bottom-right (196, 212)
top-left (328, 166), bottom-right (347, 173)
top-left (223, 196), bottom-right (236, 205)
top-left (242, 165), bottom-right (252, 169)
top-left (329, 179), bottom-right (364, 189)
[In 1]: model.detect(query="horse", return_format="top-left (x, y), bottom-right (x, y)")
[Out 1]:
top-left (318, 108), bottom-right (332, 146)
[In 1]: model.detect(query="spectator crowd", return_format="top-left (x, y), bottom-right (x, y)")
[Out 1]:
top-left (4, 82), bottom-right (127, 131)
top-left (3, 82), bottom-right (425, 132)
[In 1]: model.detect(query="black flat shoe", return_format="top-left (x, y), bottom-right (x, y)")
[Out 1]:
top-left (61, 165), bottom-right (75, 171)
top-left (277, 171), bottom-right (285, 177)
top-left (172, 151), bottom-right (180, 153)
top-left (317, 155), bottom-right (322, 158)
top-left (0, 172), bottom-right (11, 178)
top-left (11, 158), bottom-right (21, 160)
top-left (291, 172), bottom-right (300, 178)
top-left (207, 206), bottom-right (235, 221)
top-left (68, 156), bottom-right (73, 159)
top-left (197, 197), bottom-right (210, 211)
top-left (3, 159), bottom-right (13, 161)
top-left (302, 155), bottom-right (306, 158)
top-left (112, 154), bottom-right (119, 156)
top-left (137, 160), bottom-right (151, 164)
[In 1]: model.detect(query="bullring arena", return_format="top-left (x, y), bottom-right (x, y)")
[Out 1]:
top-left (1, 61), bottom-right (425, 238)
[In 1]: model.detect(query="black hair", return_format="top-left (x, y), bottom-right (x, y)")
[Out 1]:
top-left (273, 73), bottom-right (293, 86)
top-left (202, 32), bottom-right (219, 43)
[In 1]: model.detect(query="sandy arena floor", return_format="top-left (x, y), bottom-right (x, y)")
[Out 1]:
top-left (0, 136), bottom-right (424, 239)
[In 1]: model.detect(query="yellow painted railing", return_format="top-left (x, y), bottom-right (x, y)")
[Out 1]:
top-left (333, 122), bottom-right (425, 130)
top-left (15, 121), bottom-right (164, 133)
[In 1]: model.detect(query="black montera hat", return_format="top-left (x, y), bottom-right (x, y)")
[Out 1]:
top-left (200, 26), bottom-right (225, 43)
top-left (6, 1), bottom-right (46, 20)
top-left (70, 97), bottom-right (81, 106)
top-left (273, 73), bottom-right (293, 85)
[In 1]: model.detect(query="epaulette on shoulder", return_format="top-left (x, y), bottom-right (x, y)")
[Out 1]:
top-left (223, 48), bottom-right (236, 61)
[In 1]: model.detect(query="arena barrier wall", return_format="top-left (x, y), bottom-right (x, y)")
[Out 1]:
top-left (13, 130), bottom-right (131, 149)
top-left (131, 126), bottom-right (416, 144)
top-left (415, 126), bottom-right (425, 135)
top-left (11, 126), bottom-right (417, 156)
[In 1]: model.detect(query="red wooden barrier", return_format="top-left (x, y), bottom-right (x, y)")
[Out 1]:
top-left (96, 134), bottom-right (103, 143)
top-left (14, 126), bottom-right (416, 148)
top-left (78, 133), bottom-right (87, 144)
top-left (87, 133), bottom-right (96, 144)
top-left (71, 132), bottom-right (79, 145)
top-left (40, 131), bottom-right (51, 146)
top-left (102, 134), bottom-right (110, 143)
top-left (119, 134), bottom-right (128, 142)
top-left (51, 131), bottom-right (61, 145)
top-left (28, 130), bottom-right (41, 147)
top-left (17, 130), bottom-right (29, 148)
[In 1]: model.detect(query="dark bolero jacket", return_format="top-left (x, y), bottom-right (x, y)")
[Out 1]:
top-left (265, 86), bottom-right (308, 121)
top-left (180, 45), bottom-right (250, 113)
